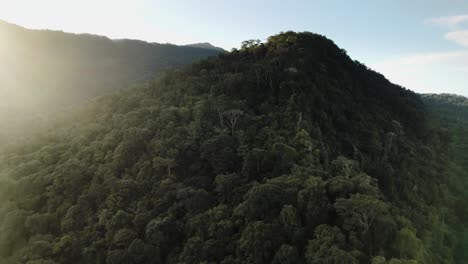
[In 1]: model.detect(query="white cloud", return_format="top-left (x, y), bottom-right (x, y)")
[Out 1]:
top-left (384, 15), bottom-right (468, 95)
top-left (445, 30), bottom-right (468, 48)
top-left (370, 51), bottom-right (468, 96)
top-left (383, 50), bottom-right (468, 66)
top-left (425, 14), bottom-right (468, 29)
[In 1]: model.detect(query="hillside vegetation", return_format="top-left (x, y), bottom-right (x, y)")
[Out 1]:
top-left (422, 94), bottom-right (468, 264)
top-left (0, 20), bottom-right (220, 146)
top-left (0, 32), bottom-right (466, 264)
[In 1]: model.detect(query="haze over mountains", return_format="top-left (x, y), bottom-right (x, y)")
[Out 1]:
top-left (0, 28), bottom-right (467, 264)
top-left (0, 20), bottom-right (221, 145)
top-left (184, 42), bottom-right (226, 52)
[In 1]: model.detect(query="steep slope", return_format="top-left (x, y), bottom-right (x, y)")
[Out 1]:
top-left (0, 20), bottom-right (220, 145)
top-left (0, 32), bottom-right (464, 264)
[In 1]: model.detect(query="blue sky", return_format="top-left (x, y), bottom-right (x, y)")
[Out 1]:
top-left (1, 0), bottom-right (468, 95)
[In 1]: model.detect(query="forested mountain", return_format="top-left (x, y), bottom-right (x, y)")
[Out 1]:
top-left (0, 32), bottom-right (466, 264)
top-left (184, 43), bottom-right (226, 52)
top-left (0, 20), bottom-right (220, 145)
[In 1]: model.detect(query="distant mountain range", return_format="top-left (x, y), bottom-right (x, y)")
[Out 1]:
top-left (0, 20), bottom-right (222, 144)
top-left (422, 93), bottom-right (468, 123)
top-left (184, 42), bottom-right (226, 52)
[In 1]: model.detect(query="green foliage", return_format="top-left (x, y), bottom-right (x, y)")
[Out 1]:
top-left (421, 94), bottom-right (468, 264)
top-left (272, 244), bottom-right (300, 264)
top-left (305, 225), bottom-right (359, 264)
top-left (391, 227), bottom-right (422, 259)
top-left (0, 32), bottom-right (465, 263)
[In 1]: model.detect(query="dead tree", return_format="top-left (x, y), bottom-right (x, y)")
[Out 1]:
top-left (222, 109), bottom-right (243, 135)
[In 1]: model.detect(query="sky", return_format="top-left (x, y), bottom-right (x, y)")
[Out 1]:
top-left (0, 0), bottom-right (468, 96)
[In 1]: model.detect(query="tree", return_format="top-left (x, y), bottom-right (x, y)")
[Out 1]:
top-left (112, 229), bottom-right (137, 248)
top-left (335, 194), bottom-right (387, 233)
top-left (242, 148), bottom-right (266, 180)
top-left (293, 129), bottom-right (319, 164)
top-left (238, 221), bottom-right (280, 264)
top-left (200, 134), bottom-right (239, 174)
top-left (220, 109), bottom-right (243, 135)
top-left (372, 256), bottom-right (418, 264)
top-left (279, 205), bottom-right (301, 230)
top-left (145, 216), bottom-right (180, 259)
top-left (241, 39), bottom-right (261, 49)
top-left (332, 156), bottom-right (358, 178)
top-left (305, 225), bottom-right (359, 264)
top-left (214, 173), bottom-right (241, 203)
top-left (334, 194), bottom-right (389, 256)
top-left (272, 244), bottom-right (299, 264)
top-left (234, 183), bottom-right (284, 221)
top-left (391, 227), bottom-right (422, 260)
top-left (61, 205), bottom-right (86, 232)
top-left (298, 176), bottom-right (329, 228)
top-left (52, 235), bottom-right (81, 263)
top-left (152, 156), bottom-right (176, 176)
top-left (179, 236), bottom-right (204, 263)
